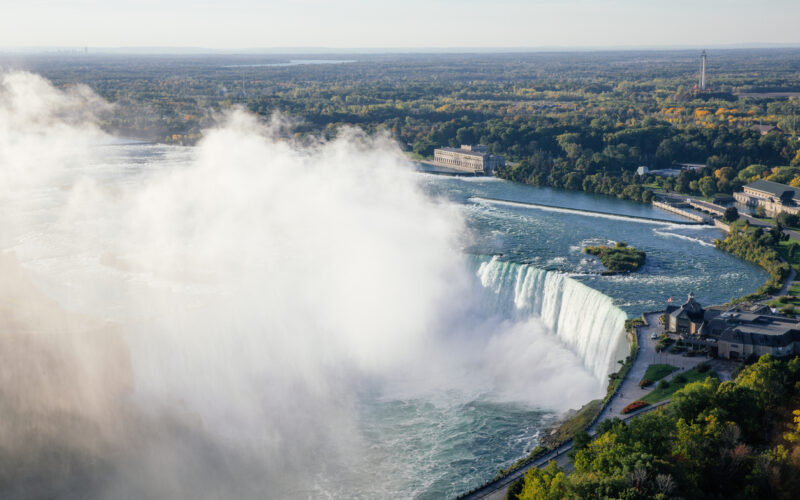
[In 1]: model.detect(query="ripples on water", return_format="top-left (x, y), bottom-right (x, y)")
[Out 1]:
top-left (4, 144), bottom-right (768, 499)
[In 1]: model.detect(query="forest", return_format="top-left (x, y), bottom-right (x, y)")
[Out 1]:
top-left (4, 49), bottom-right (799, 204)
top-left (1, 50), bottom-right (799, 180)
top-left (508, 355), bottom-right (800, 500)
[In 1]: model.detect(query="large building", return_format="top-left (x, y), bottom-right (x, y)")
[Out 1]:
top-left (433, 145), bottom-right (505, 175)
top-left (734, 179), bottom-right (800, 217)
top-left (709, 309), bottom-right (799, 360)
top-left (665, 294), bottom-right (800, 360)
top-left (665, 293), bottom-right (713, 335)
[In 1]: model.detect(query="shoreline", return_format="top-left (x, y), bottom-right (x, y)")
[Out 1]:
top-left (452, 180), bottom-right (784, 500)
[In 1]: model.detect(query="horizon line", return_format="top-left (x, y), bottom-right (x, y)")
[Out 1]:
top-left (2, 43), bottom-right (800, 56)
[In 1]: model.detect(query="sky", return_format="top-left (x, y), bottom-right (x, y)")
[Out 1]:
top-left (1, 0), bottom-right (799, 50)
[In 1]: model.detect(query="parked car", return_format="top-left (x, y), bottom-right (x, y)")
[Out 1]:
top-left (651, 332), bottom-right (659, 340)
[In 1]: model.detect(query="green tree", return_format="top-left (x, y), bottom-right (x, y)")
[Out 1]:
top-left (724, 206), bottom-right (739, 223)
top-left (777, 211), bottom-right (799, 228)
top-left (519, 461), bottom-right (571, 500)
top-left (698, 176), bottom-right (717, 197)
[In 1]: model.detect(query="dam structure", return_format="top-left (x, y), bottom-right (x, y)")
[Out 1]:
top-left (472, 196), bottom-right (707, 226)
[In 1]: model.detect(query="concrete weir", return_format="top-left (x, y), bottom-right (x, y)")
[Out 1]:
top-left (471, 196), bottom-right (707, 226)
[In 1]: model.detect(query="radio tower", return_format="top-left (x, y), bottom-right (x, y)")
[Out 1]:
top-left (699, 50), bottom-right (707, 91)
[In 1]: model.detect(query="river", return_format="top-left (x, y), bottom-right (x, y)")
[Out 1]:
top-left (1, 142), bottom-right (766, 499)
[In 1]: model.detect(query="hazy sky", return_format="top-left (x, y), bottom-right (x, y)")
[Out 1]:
top-left (2, 0), bottom-right (799, 49)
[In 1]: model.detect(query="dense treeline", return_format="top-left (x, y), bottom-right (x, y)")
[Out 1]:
top-left (495, 119), bottom-right (799, 202)
top-left (509, 355), bottom-right (800, 500)
top-left (3, 51), bottom-right (800, 204)
top-left (714, 224), bottom-right (790, 299)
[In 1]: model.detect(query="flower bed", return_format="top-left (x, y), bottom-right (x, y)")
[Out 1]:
top-left (621, 400), bottom-right (649, 414)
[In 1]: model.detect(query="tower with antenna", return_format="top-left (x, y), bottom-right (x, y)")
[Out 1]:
top-left (698, 50), bottom-right (707, 91)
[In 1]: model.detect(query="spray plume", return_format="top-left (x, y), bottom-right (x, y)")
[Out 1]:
top-left (0, 71), bottom-right (622, 499)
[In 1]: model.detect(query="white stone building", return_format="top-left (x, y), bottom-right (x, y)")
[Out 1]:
top-left (734, 179), bottom-right (800, 217)
top-left (433, 145), bottom-right (504, 175)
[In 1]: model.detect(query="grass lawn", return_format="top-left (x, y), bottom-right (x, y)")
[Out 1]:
top-left (768, 294), bottom-right (800, 313)
top-left (641, 366), bottom-right (718, 404)
top-left (641, 364), bottom-right (678, 385)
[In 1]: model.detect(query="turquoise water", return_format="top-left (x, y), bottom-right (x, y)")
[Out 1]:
top-left (356, 174), bottom-right (766, 499)
top-left (421, 175), bottom-right (765, 315)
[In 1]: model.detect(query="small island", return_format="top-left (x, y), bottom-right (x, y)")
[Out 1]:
top-left (584, 241), bottom-right (646, 274)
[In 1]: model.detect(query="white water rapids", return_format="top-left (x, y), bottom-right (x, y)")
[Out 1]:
top-left (476, 257), bottom-right (628, 382)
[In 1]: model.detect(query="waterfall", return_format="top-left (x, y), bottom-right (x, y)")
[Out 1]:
top-left (475, 256), bottom-right (628, 382)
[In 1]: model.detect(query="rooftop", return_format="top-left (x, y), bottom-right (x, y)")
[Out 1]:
top-left (745, 179), bottom-right (800, 201)
top-left (437, 147), bottom-right (488, 158)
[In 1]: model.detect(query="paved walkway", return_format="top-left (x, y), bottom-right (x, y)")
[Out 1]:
top-left (597, 312), bottom-right (709, 422)
top-left (778, 269), bottom-right (797, 297)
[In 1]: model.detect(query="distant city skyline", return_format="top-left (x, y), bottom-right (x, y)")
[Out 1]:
top-left (1, 0), bottom-right (799, 49)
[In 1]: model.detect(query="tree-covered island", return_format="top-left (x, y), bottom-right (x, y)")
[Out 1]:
top-left (584, 242), bottom-right (646, 274)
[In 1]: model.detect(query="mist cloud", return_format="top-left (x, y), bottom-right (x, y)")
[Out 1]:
top-left (0, 71), bottom-right (607, 498)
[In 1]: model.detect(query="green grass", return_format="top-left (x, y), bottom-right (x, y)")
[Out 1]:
top-left (641, 364), bottom-right (678, 384)
top-left (768, 293), bottom-right (800, 313)
top-left (641, 367), bottom-right (719, 404)
top-left (545, 399), bottom-right (603, 446)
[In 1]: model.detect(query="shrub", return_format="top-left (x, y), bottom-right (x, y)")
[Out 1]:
top-left (696, 361), bottom-right (711, 373)
top-left (622, 400), bottom-right (649, 414)
top-left (658, 380), bottom-right (670, 390)
top-left (640, 379), bottom-right (653, 388)
top-left (674, 374), bottom-right (687, 384)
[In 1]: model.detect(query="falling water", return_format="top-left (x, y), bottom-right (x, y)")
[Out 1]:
top-left (476, 256), bottom-right (629, 381)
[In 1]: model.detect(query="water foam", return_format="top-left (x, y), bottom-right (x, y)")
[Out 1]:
top-left (475, 256), bottom-right (628, 381)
